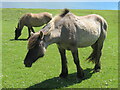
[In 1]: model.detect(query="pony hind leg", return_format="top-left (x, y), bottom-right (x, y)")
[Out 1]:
top-left (27, 27), bottom-right (31, 39)
top-left (27, 27), bottom-right (35, 39)
top-left (86, 43), bottom-right (97, 63)
top-left (87, 32), bottom-right (106, 72)
top-left (31, 27), bottom-right (35, 33)
top-left (86, 22), bottom-right (107, 72)
top-left (86, 41), bottom-right (102, 72)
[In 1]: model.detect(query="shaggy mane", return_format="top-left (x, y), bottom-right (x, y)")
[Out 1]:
top-left (60, 8), bottom-right (69, 17)
top-left (52, 8), bottom-right (70, 23)
top-left (28, 32), bottom-right (40, 49)
top-left (41, 9), bottom-right (70, 35)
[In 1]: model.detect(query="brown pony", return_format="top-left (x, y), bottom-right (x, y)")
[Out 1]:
top-left (24, 9), bottom-right (107, 79)
top-left (15, 12), bottom-right (52, 40)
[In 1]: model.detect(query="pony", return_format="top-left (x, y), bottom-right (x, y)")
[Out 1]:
top-left (14, 12), bottom-right (52, 40)
top-left (24, 9), bottom-right (107, 79)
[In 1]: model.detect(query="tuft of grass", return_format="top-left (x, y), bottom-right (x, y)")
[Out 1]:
top-left (2, 8), bottom-right (118, 88)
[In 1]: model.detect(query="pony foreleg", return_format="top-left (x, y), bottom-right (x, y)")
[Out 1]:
top-left (28, 27), bottom-right (31, 39)
top-left (58, 46), bottom-right (68, 78)
top-left (31, 27), bottom-right (35, 33)
top-left (71, 49), bottom-right (84, 79)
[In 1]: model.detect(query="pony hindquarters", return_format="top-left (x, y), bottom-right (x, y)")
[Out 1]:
top-left (87, 20), bottom-right (107, 72)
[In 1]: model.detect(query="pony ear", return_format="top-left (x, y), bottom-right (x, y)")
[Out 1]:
top-left (39, 31), bottom-right (44, 40)
top-left (31, 32), bottom-right (35, 36)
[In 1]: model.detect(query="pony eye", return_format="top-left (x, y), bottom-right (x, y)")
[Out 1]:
top-left (39, 43), bottom-right (42, 46)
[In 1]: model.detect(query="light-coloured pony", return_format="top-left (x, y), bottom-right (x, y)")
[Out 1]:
top-left (24, 9), bottom-right (107, 79)
top-left (15, 12), bottom-right (52, 40)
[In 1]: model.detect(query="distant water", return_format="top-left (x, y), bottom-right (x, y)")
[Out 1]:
top-left (2, 2), bottom-right (118, 10)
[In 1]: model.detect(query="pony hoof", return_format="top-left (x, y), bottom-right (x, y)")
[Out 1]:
top-left (59, 73), bottom-right (68, 78)
top-left (77, 72), bottom-right (84, 79)
top-left (93, 69), bottom-right (100, 73)
top-left (14, 38), bottom-right (18, 40)
top-left (27, 37), bottom-right (30, 40)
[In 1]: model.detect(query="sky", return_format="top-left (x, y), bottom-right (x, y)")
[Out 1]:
top-left (1, 1), bottom-right (119, 10)
top-left (1, 0), bottom-right (120, 2)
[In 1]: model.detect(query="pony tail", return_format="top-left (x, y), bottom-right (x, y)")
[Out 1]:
top-left (60, 8), bottom-right (70, 17)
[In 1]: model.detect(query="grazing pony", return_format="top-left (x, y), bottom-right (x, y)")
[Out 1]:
top-left (15, 12), bottom-right (52, 40)
top-left (24, 9), bottom-right (107, 78)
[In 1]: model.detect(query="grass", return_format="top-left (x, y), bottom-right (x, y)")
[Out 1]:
top-left (0, 8), bottom-right (2, 89)
top-left (2, 8), bottom-right (118, 88)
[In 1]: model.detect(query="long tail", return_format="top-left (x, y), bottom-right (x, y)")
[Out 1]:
top-left (102, 18), bottom-right (108, 31)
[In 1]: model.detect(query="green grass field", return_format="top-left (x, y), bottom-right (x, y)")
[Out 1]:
top-left (2, 8), bottom-right (118, 88)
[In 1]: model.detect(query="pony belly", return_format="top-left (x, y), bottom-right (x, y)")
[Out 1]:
top-left (31, 22), bottom-right (43, 27)
top-left (76, 26), bottom-right (101, 48)
top-left (77, 35), bottom-right (99, 48)
top-left (29, 19), bottom-right (44, 27)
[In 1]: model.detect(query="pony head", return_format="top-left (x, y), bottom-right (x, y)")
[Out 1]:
top-left (14, 27), bottom-right (22, 40)
top-left (24, 31), bottom-right (46, 67)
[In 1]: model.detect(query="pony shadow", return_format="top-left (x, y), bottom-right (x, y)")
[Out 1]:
top-left (27, 68), bottom-right (94, 89)
top-left (10, 39), bottom-right (28, 41)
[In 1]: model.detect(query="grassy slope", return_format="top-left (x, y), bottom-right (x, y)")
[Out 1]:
top-left (2, 8), bottom-right (118, 88)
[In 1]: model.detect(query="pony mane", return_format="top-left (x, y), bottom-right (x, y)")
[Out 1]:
top-left (41, 9), bottom-right (70, 35)
top-left (51, 8), bottom-right (70, 23)
top-left (60, 8), bottom-right (70, 17)
top-left (28, 32), bottom-right (40, 49)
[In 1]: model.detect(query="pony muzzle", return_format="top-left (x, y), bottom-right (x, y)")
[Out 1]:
top-left (24, 62), bottom-right (32, 67)
top-left (24, 60), bottom-right (33, 67)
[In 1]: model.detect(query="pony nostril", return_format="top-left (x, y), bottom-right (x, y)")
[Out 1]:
top-left (25, 64), bottom-right (32, 67)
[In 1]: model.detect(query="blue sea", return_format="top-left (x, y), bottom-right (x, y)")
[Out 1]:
top-left (2, 2), bottom-right (118, 10)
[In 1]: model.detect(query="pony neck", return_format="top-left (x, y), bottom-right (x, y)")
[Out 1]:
top-left (17, 21), bottom-right (24, 30)
top-left (43, 31), bottom-right (60, 49)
